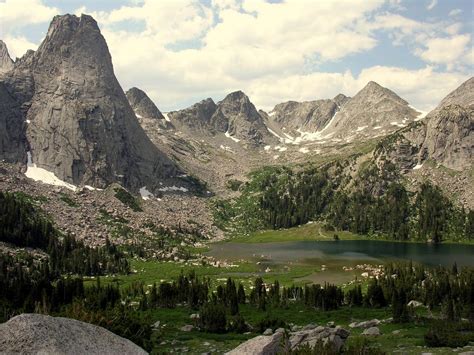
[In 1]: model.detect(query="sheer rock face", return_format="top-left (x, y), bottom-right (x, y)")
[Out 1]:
top-left (0, 314), bottom-right (147, 355)
top-left (269, 95), bottom-right (349, 133)
top-left (324, 81), bottom-right (420, 139)
top-left (126, 87), bottom-right (165, 120)
top-left (375, 77), bottom-right (473, 172)
top-left (0, 40), bottom-right (14, 74)
top-left (2, 14), bottom-right (182, 192)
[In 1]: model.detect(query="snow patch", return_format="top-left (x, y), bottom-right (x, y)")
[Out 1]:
top-left (135, 113), bottom-right (143, 119)
top-left (158, 185), bottom-right (189, 192)
top-left (26, 119), bottom-right (31, 124)
top-left (225, 130), bottom-right (240, 142)
top-left (409, 105), bottom-right (428, 121)
top-left (390, 121), bottom-right (406, 128)
top-left (264, 145), bottom-right (271, 151)
top-left (84, 185), bottom-right (103, 191)
top-left (268, 111), bottom-right (276, 117)
top-left (299, 147), bottom-right (309, 153)
top-left (163, 113), bottom-right (171, 122)
top-left (274, 146), bottom-right (287, 152)
top-left (139, 186), bottom-right (154, 200)
top-left (373, 126), bottom-right (382, 130)
top-left (25, 152), bottom-right (77, 191)
top-left (267, 127), bottom-right (284, 142)
top-left (273, 155), bottom-right (279, 160)
top-left (412, 163), bottom-right (424, 170)
top-left (219, 145), bottom-right (235, 153)
top-left (355, 125), bottom-right (368, 132)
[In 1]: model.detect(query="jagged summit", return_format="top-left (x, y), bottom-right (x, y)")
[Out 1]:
top-left (126, 87), bottom-right (165, 120)
top-left (0, 40), bottom-right (14, 74)
top-left (1, 13), bottom-right (184, 193)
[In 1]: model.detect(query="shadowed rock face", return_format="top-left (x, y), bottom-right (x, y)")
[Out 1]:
top-left (0, 82), bottom-right (26, 163)
top-left (126, 87), bottom-right (165, 120)
top-left (0, 314), bottom-right (147, 355)
top-left (2, 14), bottom-right (182, 192)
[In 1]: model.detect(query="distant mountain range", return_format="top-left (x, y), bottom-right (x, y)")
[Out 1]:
top-left (0, 14), bottom-right (472, 206)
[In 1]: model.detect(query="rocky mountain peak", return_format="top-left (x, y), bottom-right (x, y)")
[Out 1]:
top-left (126, 87), bottom-right (165, 120)
top-left (1, 13), bottom-right (184, 193)
top-left (0, 40), bottom-right (14, 74)
top-left (321, 81), bottom-right (419, 140)
top-left (216, 90), bottom-right (261, 124)
top-left (333, 93), bottom-right (350, 107)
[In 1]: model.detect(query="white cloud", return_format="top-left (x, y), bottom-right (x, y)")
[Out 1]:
top-left (0, 0), bottom-right (58, 34)
top-left (449, 9), bottom-right (462, 17)
top-left (426, 0), bottom-right (437, 10)
top-left (417, 34), bottom-right (471, 68)
top-left (2, 35), bottom-right (38, 60)
top-left (0, 0), bottom-right (471, 115)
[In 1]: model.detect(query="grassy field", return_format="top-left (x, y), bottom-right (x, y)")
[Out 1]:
top-left (228, 222), bottom-right (359, 243)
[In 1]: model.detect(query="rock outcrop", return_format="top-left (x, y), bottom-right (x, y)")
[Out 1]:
top-left (2, 14), bottom-right (183, 192)
top-left (0, 40), bottom-right (14, 74)
top-left (226, 325), bottom-right (350, 354)
top-left (0, 313), bottom-right (147, 354)
top-left (126, 87), bottom-right (165, 120)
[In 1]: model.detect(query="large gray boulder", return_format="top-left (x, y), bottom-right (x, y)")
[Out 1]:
top-left (225, 330), bottom-right (286, 355)
top-left (0, 313), bottom-right (147, 354)
top-left (227, 325), bottom-right (350, 354)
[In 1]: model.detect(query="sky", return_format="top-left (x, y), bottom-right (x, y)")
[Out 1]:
top-left (0, 0), bottom-right (472, 112)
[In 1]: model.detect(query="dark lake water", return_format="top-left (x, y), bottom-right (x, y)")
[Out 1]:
top-left (207, 240), bottom-right (474, 268)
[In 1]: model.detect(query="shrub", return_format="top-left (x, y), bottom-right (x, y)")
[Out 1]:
top-left (199, 303), bottom-right (227, 333)
top-left (256, 314), bottom-right (286, 333)
top-left (114, 187), bottom-right (142, 212)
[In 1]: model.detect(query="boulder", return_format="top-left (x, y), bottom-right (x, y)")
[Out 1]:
top-left (180, 325), bottom-right (194, 332)
top-left (0, 314), bottom-right (147, 354)
top-left (225, 331), bottom-right (286, 355)
top-left (362, 326), bottom-right (381, 336)
top-left (407, 300), bottom-right (423, 308)
top-left (263, 328), bottom-right (273, 335)
top-left (350, 319), bottom-right (381, 329)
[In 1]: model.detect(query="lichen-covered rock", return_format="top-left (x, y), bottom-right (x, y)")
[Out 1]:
top-left (225, 331), bottom-right (286, 355)
top-left (362, 326), bottom-right (381, 336)
top-left (0, 313), bottom-right (147, 354)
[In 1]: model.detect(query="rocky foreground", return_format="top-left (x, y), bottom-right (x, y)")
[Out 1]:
top-left (0, 314), bottom-right (147, 354)
top-left (227, 324), bottom-right (351, 354)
